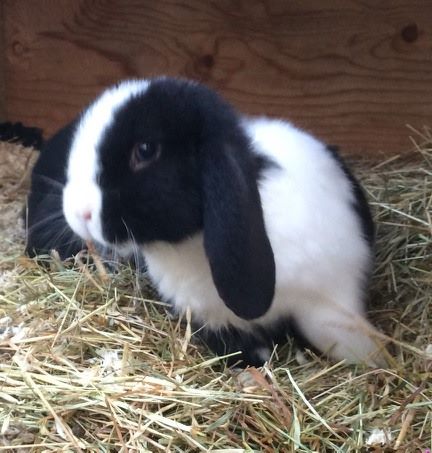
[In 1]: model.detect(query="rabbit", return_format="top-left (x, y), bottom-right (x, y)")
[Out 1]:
top-left (26, 77), bottom-right (386, 367)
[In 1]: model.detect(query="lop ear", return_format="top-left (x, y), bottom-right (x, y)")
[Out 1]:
top-left (201, 138), bottom-right (275, 320)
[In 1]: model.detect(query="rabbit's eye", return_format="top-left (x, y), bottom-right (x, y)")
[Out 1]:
top-left (130, 142), bottom-right (161, 171)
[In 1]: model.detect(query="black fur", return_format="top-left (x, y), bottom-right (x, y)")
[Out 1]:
top-left (199, 325), bottom-right (273, 367)
top-left (198, 317), bottom-right (320, 367)
top-left (201, 136), bottom-right (275, 320)
top-left (97, 78), bottom-right (275, 320)
top-left (0, 122), bottom-right (43, 149)
top-left (25, 121), bottom-right (84, 259)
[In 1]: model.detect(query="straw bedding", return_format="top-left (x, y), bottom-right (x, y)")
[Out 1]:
top-left (0, 133), bottom-right (430, 452)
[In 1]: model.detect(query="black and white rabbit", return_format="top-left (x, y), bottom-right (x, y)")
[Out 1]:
top-left (26, 77), bottom-right (385, 366)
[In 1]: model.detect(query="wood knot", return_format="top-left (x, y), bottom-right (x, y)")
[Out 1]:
top-left (401, 23), bottom-right (418, 43)
top-left (198, 54), bottom-right (215, 69)
top-left (12, 41), bottom-right (26, 56)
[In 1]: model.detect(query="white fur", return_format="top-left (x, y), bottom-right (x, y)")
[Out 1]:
top-left (143, 118), bottom-right (383, 366)
top-left (63, 81), bottom-right (384, 365)
top-left (63, 80), bottom-right (150, 244)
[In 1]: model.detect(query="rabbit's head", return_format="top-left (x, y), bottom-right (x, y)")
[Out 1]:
top-left (63, 77), bottom-right (275, 319)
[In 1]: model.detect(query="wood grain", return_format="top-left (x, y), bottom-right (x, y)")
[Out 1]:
top-left (3, 0), bottom-right (432, 155)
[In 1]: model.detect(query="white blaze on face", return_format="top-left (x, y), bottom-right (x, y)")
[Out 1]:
top-left (63, 79), bottom-right (150, 245)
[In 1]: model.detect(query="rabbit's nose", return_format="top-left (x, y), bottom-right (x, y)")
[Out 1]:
top-left (82, 210), bottom-right (92, 221)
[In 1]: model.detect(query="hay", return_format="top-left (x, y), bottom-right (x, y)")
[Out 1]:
top-left (0, 142), bottom-right (36, 262)
top-left (0, 132), bottom-right (431, 452)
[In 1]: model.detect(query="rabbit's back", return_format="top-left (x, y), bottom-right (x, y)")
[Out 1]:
top-left (246, 117), bottom-right (372, 314)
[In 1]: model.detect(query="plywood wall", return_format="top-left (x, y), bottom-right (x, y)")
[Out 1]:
top-left (3, 0), bottom-right (432, 155)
